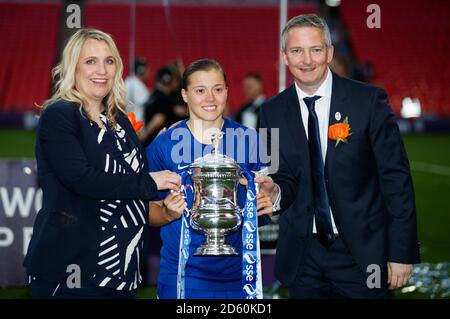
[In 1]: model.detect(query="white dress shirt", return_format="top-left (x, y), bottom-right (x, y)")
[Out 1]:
top-left (294, 68), bottom-right (339, 234)
top-left (125, 75), bottom-right (150, 123)
top-left (241, 95), bottom-right (266, 129)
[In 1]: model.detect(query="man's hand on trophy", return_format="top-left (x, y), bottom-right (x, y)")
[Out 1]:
top-left (149, 170), bottom-right (182, 191)
top-left (257, 192), bottom-right (273, 216)
top-left (238, 168), bottom-right (272, 188)
top-left (254, 174), bottom-right (280, 204)
top-left (163, 191), bottom-right (187, 222)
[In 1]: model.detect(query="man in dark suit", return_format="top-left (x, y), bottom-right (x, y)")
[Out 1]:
top-left (258, 14), bottom-right (420, 298)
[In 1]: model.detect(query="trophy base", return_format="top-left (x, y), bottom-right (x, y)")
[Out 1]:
top-left (194, 244), bottom-right (238, 256)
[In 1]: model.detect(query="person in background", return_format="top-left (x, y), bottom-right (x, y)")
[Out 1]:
top-left (234, 73), bottom-right (266, 130)
top-left (168, 60), bottom-right (188, 119)
top-left (23, 28), bottom-right (181, 299)
top-left (124, 57), bottom-right (150, 123)
top-left (329, 55), bottom-right (350, 78)
top-left (141, 66), bottom-right (184, 146)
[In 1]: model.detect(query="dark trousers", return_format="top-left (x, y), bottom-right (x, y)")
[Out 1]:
top-left (288, 236), bottom-right (393, 299)
top-left (29, 278), bottom-right (137, 299)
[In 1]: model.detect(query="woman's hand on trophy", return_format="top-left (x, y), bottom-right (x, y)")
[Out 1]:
top-left (256, 192), bottom-right (273, 216)
top-left (149, 170), bottom-right (181, 191)
top-left (163, 191), bottom-right (187, 222)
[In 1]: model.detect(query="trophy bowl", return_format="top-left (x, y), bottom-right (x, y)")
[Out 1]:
top-left (189, 133), bottom-right (243, 256)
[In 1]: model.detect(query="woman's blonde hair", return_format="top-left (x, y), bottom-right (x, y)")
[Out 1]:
top-left (42, 28), bottom-right (127, 128)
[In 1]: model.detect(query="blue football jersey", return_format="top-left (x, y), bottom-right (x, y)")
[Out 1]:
top-left (146, 118), bottom-right (268, 291)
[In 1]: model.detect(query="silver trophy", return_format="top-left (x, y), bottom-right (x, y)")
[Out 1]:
top-left (189, 132), bottom-right (243, 255)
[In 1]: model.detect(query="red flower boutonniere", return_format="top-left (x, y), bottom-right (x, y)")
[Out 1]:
top-left (328, 116), bottom-right (351, 147)
top-left (127, 112), bottom-right (144, 132)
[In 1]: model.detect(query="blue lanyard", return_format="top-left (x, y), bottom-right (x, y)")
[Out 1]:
top-left (176, 170), bottom-right (192, 299)
top-left (240, 169), bottom-right (263, 299)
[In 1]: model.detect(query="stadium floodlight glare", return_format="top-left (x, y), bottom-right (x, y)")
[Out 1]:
top-left (325, 0), bottom-right (341, 7)
top-left (401, 97), bottom-right (422, 119)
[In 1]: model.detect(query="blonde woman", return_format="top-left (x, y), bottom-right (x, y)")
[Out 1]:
top-left (24, 28), bottom-right (181, 299)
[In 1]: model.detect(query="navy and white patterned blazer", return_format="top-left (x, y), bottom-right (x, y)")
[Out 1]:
top-left (24, 100), bottom-right (157, 284)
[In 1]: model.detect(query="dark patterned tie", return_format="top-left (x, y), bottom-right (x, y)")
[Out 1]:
top-left (304, 96), bottom-right (334, 248)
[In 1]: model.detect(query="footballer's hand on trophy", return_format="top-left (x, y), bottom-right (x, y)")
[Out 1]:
top-left (163, 191), bottom-right (186, 222)
top-left (238, 175), bottom-right (248, 187)
top-left (149, 170), bottom-right (181, 191)
top-left (257, 192), bottom-right (273, 216)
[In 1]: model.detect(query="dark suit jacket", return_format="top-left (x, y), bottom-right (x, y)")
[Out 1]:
top-left (24, 100), bottom-right (157, 283)
top-left (260, 72), bottom-right (420, 286)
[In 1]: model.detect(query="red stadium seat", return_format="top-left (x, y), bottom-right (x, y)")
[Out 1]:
top-left (340, 0), bottom-right (450, 117)
top-left (0, 2), bottom-right (60, 113)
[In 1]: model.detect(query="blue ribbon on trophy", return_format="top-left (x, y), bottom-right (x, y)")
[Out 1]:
top-left (176, 169), bottom-right (193, 299)
top-left (240, 169), bottom-right (263, 299)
